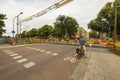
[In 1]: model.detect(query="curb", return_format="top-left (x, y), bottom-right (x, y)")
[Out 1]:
top-left (68, 50), bottom-right (92, 80)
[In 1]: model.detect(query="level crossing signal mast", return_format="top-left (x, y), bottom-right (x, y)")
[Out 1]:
top-left (21, 0), bottom-right (73, 23)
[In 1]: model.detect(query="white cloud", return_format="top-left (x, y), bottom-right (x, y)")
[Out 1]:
top-left (0, 0), bottom-right (115, 36)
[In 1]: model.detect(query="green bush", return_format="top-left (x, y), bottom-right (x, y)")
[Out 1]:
top-left (109, 47), bottom-right (120, 56)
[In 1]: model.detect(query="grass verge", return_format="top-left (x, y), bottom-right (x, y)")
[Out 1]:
top-left (109, 47), bottom-right (120, 56)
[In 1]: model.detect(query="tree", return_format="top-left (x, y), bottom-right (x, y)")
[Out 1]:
top-left (89, 30), bottom-right (98, 39)
top-left (88, 0), bottom-right (120, 37)
top-left (51, 27), bottom-right (61, 38)
top-left (28, 28), bottom-right (38, 37)
top-left (88, 2), bottom-right (113, 33)
top-left (88, 19), bottom-right (101, 32)
top-left (38, 25), bottom-right (53, 39)
top-left (20, 30), bottom-right (28, 38)
top-left (0, 13), bottom-right (7, 38)
top-left (54, 15), bottom-right (78, 39)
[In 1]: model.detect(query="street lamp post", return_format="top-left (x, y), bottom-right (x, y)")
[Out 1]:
top-left (101, 18), bottom-right (106, 41)
top-left (20, 20), bottom-right (22, 40)
top-left (13, 12), bottom-right (23, 40)
top-left (114, 0), bottom-right (117, 47)
top-left (16, 16), bottom-right (19, 39)
top-left (13, 16), bottom-right (16, 39)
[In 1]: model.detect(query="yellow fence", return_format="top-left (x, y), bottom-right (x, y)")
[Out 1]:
top-left (29, 39), bottom-right (120, 47)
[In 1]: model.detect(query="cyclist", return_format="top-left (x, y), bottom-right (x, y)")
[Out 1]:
top-left (79, 36), bottom-right (87, 57)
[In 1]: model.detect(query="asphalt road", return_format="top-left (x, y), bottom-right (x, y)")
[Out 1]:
top-left (0, 43), bottom-right (81, 80)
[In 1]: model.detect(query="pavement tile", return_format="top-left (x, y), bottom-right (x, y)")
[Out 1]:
top-left (72, 47), bottom-right (120, 80)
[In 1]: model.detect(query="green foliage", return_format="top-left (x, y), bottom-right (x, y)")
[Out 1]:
top-left (21, 30), bottom-right (27, 38)
top-left (88, 0), bottom-right (120, 37)
top-left (89, 30), bottom-right (98, 39)
top-left (38, 25), bottom-right (53, 39)
top-left (54, 15), bottom-right (78, 39)
top-left (51, 27), bottom-right (61, 38)
top-left (21, 15), bottom-right (78, 39)
top-left (0, 13), bottom-right (7, 38)
top-left (109, 47), bottom-right (120, 56)
top-left (28, 28), bottom-right (38, 37)
top-left (2, 36), bottom-right (10, 38)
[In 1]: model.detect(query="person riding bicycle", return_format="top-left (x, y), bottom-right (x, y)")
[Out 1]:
top-left (79, 36), bottom-right (87, 57)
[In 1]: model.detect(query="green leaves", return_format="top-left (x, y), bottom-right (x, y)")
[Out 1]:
top-left (0, 13), bottom-right (7, 20)
top-left (21, 15), bottom-right (78, 39)
top-left (54, 15), bottom-right (78, 39)
top-left (88, 0), bottom-right (120, 37)
top-left (0, 13), bottom-right (7, 37)
top-left (89, 30), bottom-right (98, 39)
top-left (29, 28), bottom-right (38, 37)
top-left (38, 25), bottom-right (53, 39)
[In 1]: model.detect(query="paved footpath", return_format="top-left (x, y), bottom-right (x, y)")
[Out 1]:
top-left (69, 47), bottom-right (120, 80)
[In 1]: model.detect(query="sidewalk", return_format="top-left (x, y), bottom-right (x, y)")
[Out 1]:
top-left (69, 47), bottom-right (120, 80)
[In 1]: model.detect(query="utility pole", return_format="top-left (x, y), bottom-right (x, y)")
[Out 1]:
top-left (20, 20), bottom-right (22, 40)
top-left (114, 0), bottom-right (117, 48)
top-left (16, 16), bottom-right (19, 40)
top-left (13, 12), bottom-right (23, 42)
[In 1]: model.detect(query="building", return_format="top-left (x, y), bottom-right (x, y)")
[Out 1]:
top-left (76, 27), bottom-right (89, 40)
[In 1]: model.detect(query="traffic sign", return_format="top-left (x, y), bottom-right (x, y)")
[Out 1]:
top-left (12, 30), bottom-right (15, 34)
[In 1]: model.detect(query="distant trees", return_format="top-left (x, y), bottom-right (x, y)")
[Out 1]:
top-left (54, 15), bottom-right (78, 39)
top-left (0, 13), bottom-right (7, 38)
top-left (88, 0), bottom-right (120, 38)
top-left (28, 28), bottom-right (38, 37)
top-left (38, 25), bottom-right (53, 39)
top-left (89, 30), bottom-right (98, 39)
top-left (20, 15), bottom-right (78, 39)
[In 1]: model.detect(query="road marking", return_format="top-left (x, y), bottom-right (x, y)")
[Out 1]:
top-left (7, 52), bottom-right (14, 54)
top-left (32, 48), bottom-right (36, 50)
top-left (34, 48), bottom-right (40, 51)
top-left (17, 58), bottom-right (28, 63)
top-left (4, 50), bottom-right (11, 53)
top-left (64, 57), bottom-right (72, 61)
top-left (23, 62), bottom-right (36, 69)
top-left (70, 57), bottom-right (76, 63)
top-left (64, 56), bottom-right (76, 63)
top-left (26, 47), bottom-right (41, 51)
top-left (10, 53), bottom-right (18, 56)
top-left (13, 55), bottom-right (23, 59)
top-left (26, 47), bottom-right (31, 49)
top-left (40, 50), bottom-right (45, 52)
top-left (52, 53), bottom-right (59, 56)
top-left (46, 51), bottom-right (51, 54)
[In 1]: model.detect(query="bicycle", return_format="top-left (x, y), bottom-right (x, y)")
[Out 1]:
top-left (76, 45), bottom-right (85, 59)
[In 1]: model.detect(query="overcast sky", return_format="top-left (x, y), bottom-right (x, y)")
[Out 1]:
top-left (0, 0), bottom-right (115, 36)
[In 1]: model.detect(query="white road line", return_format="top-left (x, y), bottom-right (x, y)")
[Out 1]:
top-left (17, 58), bottom-right (28, 63)
top-left (35, 49), bottom-right (40, 51)
top-left (13, 56), bottom-right (23, 59)
top-left (64, 57), bottom-right (72, 61)
top-left (40, 50), bottom-right (45, 52)
top-left (7, 52), bottom-right (14, 54)
top-left (52, 53), bottom-right (59, 56)
top-left (33, 48), bottom-right (40, 51)
top-left (32, 48), bottom-right (37, 50)
top-left (23, 62), bottom-right (36, 69)
top-left (46, 51), bottom-right (51, 54)
top-left (32, 48), bottom-right (36, 50)
top-left (26, 47), bottom-right (31, 49)
top-left (4, 50), bottom-right (11, 53)
top-left (26, 47), bottom-right (41, 51)
top-left (10, 53), bottom-right (18, 56)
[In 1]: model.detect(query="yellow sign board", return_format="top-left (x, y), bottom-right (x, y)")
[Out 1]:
top-left (56, 0), bottom-right (73, 8)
